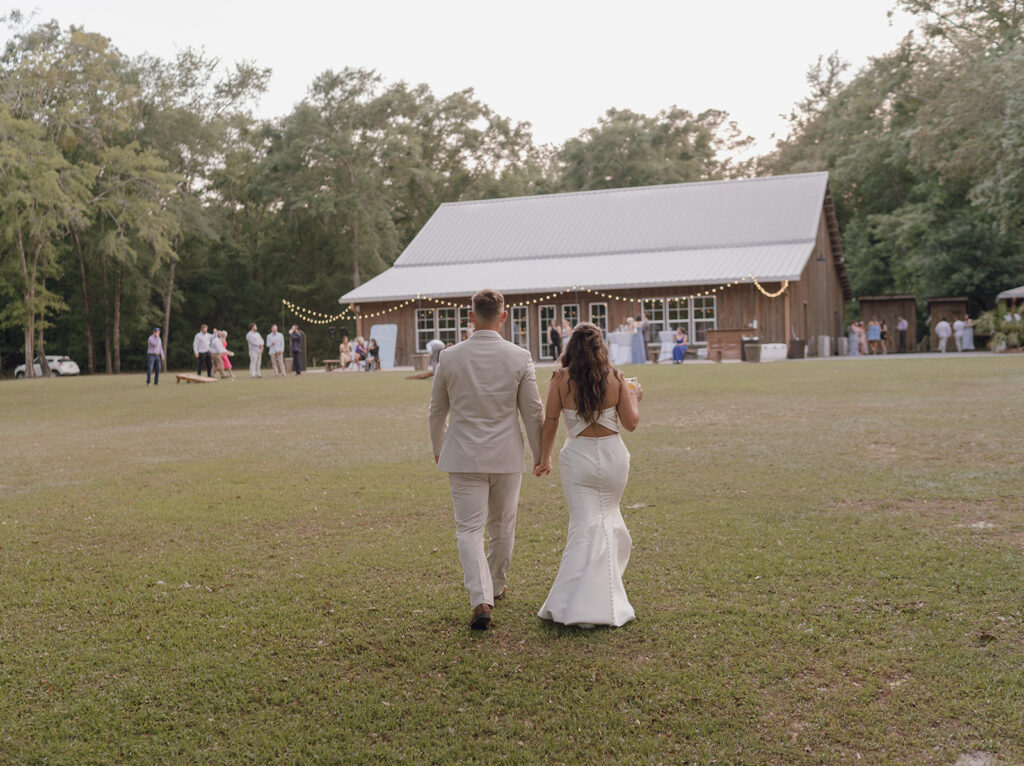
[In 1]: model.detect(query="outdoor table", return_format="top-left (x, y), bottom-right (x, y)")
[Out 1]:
top-left (962, 327), bottom-right (975, 350)
top-left (607, 332), bottom-right (634, 365)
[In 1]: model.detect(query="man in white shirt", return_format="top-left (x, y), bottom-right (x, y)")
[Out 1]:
top-left (952, 317), bottom-right (965, 352)
top-left (245, 323), bottom-right (265, 378)
top-left (193, 324), bottom-right (213, 377)
top-left (266, 325), bottom-right (286, 376)
top-left (935, 317), bottom-right (952, 353)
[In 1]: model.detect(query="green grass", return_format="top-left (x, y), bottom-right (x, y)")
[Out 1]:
top-left (1, 357), bottom-right (1023, 764)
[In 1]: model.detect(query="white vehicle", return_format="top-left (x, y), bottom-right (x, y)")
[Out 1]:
top-left (14, 355), bottom-right (81, 379)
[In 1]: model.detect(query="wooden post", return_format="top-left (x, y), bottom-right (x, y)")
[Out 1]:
top-left (784, 289), bottom-right (791, 344)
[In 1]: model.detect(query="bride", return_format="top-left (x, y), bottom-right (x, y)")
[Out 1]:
top-left (534, 323), bottom-right (642, 627)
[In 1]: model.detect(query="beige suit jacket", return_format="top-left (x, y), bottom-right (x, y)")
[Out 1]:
top-left (429, 330), bottom-right (543, 473)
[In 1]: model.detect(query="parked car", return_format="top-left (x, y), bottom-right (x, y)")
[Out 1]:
top-left (14, 355), bottom-right (81, 379)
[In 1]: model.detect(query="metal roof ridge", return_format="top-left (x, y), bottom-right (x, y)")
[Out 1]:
top-left (389, 238), bottom-right (816, 267)
top-left (435, 171), bottom-right (831, 209)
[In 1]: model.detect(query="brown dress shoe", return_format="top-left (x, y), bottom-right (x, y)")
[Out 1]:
top-left (470, 603), bottom-right (492, 630)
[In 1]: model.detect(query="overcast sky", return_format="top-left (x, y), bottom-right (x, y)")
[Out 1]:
top-left (10, 1), bottom-right (919, 153)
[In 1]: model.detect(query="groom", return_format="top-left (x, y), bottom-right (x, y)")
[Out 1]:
top-left (429, 288), bottom-right (543, 629)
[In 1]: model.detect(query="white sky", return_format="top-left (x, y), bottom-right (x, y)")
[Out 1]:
top-left (10, 1), bottom-right (919, 153)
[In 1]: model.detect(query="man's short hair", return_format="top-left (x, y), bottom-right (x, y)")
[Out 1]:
top-left (472, 288), bottom-right (504, 321)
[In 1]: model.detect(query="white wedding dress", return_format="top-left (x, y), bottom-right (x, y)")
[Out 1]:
top-left (538, 407), bottom-right (635, 627)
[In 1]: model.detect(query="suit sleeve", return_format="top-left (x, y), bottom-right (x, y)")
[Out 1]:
top-left (517, 355), bottom-right (544, 464)
top-left (428, 355), bottom-right (450, 458)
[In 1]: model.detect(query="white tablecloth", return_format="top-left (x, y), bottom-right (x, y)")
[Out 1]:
top-left (658, 330), bottom-right (676, 363)
top-left (607, 331), bottom-right (634, 365)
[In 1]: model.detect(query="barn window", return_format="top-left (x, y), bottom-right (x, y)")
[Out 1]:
top-left (691, 296), bottom-right (717, 344)
top-left (511, 306), bottom-right (529, 349)
top-left (416, 309), bottom-right (436, 352)
top-left (561, 303), bottom-right (579, 329)
top-left (589, 302), bottom-right (608, 332)
top-left (437, 308), bottom-right (458, 346)
top-left (538, 305), bottom-right (557, 359)
top-left (642, 299), bottom-right (666, 333)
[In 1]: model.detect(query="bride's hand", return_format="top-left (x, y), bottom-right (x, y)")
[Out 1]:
top-left (533, 458), bottom-right (552, 476)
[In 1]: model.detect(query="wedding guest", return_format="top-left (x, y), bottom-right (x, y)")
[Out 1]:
top-left (245, 323), bottom-right (264, 378)
top-left (879, 320), bottom-right (889, 354)
top-left (630, 315), bottom-right (645, 364)
top-left (354, 336), bottom-right (368, 368)
top-left (961, 314), bottom-right (975, 351)
top-left (339, 335), bottom-right (354, 369)
top-left (672, 327), bottom-right (688, 363)
top-left (366, 338), bottom-right (381, 371)
top-left (193, 323), bottom-right (213, 377)
top-left (146, 327), bottom-right (165, 386)
top-left (535, 322), bottom-right (642, 628)
top-left (266, 325), bottom-right (286, 376)
top-left (856, 320), bottom-right (868, 355)
top-left (953, 315), bottom-right (966, 352)
top-left (210, 329), bottom-right (229, 378)
top-left (848, 321), bottom-right (861, 356)
top-left (426, 337), bottom-right (445, 372)
top-left (548, 321), bottom-right (562, 359)
top-left (288, 325), bottom-right (305, 374)
top-left (935, 316), bottom-right (952, 353)
top-left (897, 315), bottom-right (909, 352)
top-left (219, 331), bottom-right (236, 380)
top-left (867, 319), bottom-right (882, 355)
top-left (561, 318), bottom-right (572, 345)
top-left (639, 312), bottom-right (651, 361)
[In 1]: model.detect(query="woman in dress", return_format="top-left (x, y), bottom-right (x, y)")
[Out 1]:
top-left (867, 319), bottom-right (882, 354)
top-left (339, 336), bottom-right (354, 369)
top-left (672, 327), bottom-right (688, 363)
top-left (534, 323), bottom-right (643, 628)
top-left (548, 321), bottom-right (562, 359)
top-left (219, 331), bottom-right (236, 380)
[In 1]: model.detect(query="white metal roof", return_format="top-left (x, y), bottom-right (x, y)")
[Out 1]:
top-left (996, 285), bottom-right (1024, 301)
top-left (342, 242), bottom-right (814, 302)
top-left (342, 172), bottom-right (831, 303)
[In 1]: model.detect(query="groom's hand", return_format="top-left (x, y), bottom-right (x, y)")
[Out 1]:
top-left (533, 459), bottom-right (551, 476)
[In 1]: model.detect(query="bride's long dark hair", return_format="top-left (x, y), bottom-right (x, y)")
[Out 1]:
top-left (561, 322), bottom-right (611, 425)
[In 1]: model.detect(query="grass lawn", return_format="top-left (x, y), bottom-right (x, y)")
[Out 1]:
top-left (1, 357), bottom-right (1022, 764)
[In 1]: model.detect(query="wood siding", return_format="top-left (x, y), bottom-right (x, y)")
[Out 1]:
top-left (858, 296), bottom-right (918, 353)
top-left (352, 213), bottom-right (848, 365)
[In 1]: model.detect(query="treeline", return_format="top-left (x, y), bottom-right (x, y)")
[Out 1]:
top-left (2, 1), bottom-right (1023, 375)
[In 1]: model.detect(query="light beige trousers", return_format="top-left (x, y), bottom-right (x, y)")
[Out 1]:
top-left (270, 351), bottom-right (285, 376)
top-left (448, 472), bottom-right (522, 608)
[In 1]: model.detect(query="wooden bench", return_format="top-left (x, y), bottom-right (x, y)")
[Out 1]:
top-left (176, 373), bottom-right (217, 384)
top-left (323, 359), bottom-right (342, 372)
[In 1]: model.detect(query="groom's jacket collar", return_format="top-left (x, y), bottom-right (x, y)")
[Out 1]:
top-left (469, 330), bottom-right (502, 340)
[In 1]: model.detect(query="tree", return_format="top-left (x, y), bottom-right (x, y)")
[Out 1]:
top-left (0, 107), bottom-right (91, 376)
top-left (556, 107), bottom-right (753, 192)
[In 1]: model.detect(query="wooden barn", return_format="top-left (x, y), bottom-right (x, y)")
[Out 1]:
top-left (341, 172), bottom-right (853, 366)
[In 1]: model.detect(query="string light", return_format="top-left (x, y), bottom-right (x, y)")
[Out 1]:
top-left (282, 275), bottom-right (790, 327)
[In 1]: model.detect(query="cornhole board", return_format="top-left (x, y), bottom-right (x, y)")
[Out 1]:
top-left (176, 373), bottom-right (217, 384)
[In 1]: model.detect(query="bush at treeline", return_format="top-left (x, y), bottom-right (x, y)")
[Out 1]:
top-left (2, 1), bottom-right (1023, 374)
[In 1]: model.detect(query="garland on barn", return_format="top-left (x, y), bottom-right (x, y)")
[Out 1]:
top-left (282, 274), bottom-right (790, 325)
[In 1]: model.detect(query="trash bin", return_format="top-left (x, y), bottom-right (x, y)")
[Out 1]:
top-left (818, 335), bottom-right (832, 357)
top-left (787, 339), bottom-right (806, 359)
top-left (743, 343), bottom-right (761, 362)
top-left (412, 353), bottom-right (430, 371)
